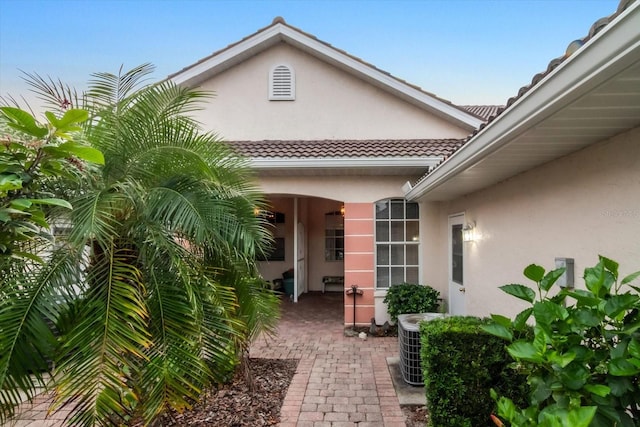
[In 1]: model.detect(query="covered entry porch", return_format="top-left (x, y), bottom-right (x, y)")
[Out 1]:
top-left (256, 194), bottom-right (386, 326)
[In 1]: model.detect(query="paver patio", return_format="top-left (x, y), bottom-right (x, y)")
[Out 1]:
top-left (9, 292), bottom-right (406, 427)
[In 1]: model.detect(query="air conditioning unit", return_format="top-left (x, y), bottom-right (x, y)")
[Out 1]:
top-left (398, 313), bottom-right (445, 386)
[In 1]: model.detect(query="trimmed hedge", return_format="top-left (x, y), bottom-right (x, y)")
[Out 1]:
top-left (420, 316), bottom-right (529, 427)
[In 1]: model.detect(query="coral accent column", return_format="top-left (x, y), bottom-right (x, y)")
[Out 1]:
top-left (343, 203), bottom-right (375, 326)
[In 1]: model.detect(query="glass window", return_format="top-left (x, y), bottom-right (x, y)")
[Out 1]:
top-left (375, 199), bottom-right (420, 288)
top-left (452, 224), bottom-right (463, 284)
top-left (325, 211), bottom-right (344, 261)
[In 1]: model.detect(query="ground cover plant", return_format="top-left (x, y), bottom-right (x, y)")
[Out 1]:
top-left (0, 64), bottom-right (280, 426)
top-left (484, 256), bottom-right (640, 427)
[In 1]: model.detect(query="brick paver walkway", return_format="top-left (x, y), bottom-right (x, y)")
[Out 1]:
top-left (10, 292), bottom-right (404, 426)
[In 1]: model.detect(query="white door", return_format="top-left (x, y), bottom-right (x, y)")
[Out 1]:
top-left (448, 214), bottom-right (466, 315)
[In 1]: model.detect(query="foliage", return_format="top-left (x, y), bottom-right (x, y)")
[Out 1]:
top-left (0, 106), bottom-right (102, 265)
top-left (483, 256), bottom-right (640, 427)
top-left (421, 316), bottom-right (529, 427)
top-left (0, 64), bottom-right (280, 426)
top-left (384, 282), bottom-right (440, 321)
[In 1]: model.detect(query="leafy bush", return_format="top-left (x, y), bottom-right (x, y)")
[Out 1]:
top-left (384, 282), bottom-right (440, 321)
top-left (421, 316), bottom-right (529, 427)
top-left (483, 256), bottom-right (640, 427)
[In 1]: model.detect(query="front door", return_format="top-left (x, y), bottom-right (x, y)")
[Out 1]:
top-left (448, 214), bottom-right (466, 315)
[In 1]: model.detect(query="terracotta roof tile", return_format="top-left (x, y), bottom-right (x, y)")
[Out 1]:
top-left (228, 139), bottom-right (465, 159)
top-left (463, 0), bottom-right (635, 138)
top-left (414, 0), bottom-right (637, 186)
top-left (459, 105), bottom-right (504, 121)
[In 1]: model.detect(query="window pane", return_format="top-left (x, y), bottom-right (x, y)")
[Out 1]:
top-left (390, 221), bottom-right (404, 241)
top-left (377, 267), bottom-right (390, 288)
top-left (391, 200), bottom-right (404, 219)
top-left (391, 267), bottom-right (405, 286)
top-left (406, 202), bottom-right (419, 219)
top-left (406, 245), bottom-right (419, 265)
top-left (406, 267), bottom-right (419, 284)
top-left (452, 224), bottom-right (463, 284)
top-left (376, 221), bottom-right (389, 242)
top-left (375, 201), bottom-right (389, 219)
top-left (406, 220), bottom-right (419, 242)
top-left (377, 245), bottom-right (389, 265)
top-left (390, 245), bottom-right (404, 265)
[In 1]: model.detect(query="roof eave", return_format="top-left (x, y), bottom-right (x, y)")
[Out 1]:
top-left (406, 2), bottom-right (640, 202)
top-left (249, 157), bottom-right (444, 170)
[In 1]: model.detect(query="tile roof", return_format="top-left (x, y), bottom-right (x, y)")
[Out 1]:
top-left (228, 139), bottom-right (465, 159)
top-left (413, 0), bottom-right (637, 186)
top-left (464, 0), bottom-right (636, 134)
top-left (459, 105), bottom-right (504, 121)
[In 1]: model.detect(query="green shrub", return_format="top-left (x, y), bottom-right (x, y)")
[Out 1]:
top-left (483, 256), bottom-right (640, 427)
top-left (421, 316), bottom-right (529, 427)
top-left (384, 282), bottom-right (440, 322)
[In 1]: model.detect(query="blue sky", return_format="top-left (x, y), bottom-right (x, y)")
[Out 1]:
top-left (0, 0), bottom-right (617, 108)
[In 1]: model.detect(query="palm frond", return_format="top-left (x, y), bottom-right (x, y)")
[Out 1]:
top-left (0, 250), bottom-right (84, 423)
top-left (53, 245), bottom-right (150, 427)
top-left (20, 71), bottom-right (84, 113)
top-left (86, 63), bottom-right (155, 110)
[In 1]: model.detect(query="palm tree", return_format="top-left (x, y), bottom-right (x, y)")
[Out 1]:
top-left (0, 64), bottom-right (280, 426)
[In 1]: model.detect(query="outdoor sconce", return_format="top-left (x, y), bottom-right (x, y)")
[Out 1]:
top-left (340, 204), bottom-right (345, 216)
top-left (462, 222), bottom-right (475, 242)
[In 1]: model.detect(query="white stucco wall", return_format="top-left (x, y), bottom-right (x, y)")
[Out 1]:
top-left (191, 43), bottom-right (469, 140)
top-left (425, 126), bottom-right (640, 319)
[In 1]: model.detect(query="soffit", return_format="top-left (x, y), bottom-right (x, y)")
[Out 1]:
top-left (408, 1), bottom-right (640, 201)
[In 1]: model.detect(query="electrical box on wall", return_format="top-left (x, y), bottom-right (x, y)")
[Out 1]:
top-left (555, 258), bottom-right (575, 288)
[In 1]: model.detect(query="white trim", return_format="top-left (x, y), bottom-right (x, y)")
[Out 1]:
top-left (406, 2), bottom-right (640, 201)
top-left (250, 156), bottom-right (443, 169)
top-left (168, 22), bottom-right (482, 130)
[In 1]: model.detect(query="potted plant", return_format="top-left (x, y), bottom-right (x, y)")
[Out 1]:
top-left (383, 282), bottom-right (441, 322)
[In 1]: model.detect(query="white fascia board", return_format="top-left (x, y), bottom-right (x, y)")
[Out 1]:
top-left (169, 25), bottom-right (286, 86)
top-left (276, 26), bottom-right (482, 130)
top-left (249, 157), bottom-right (443, 170)
top-left (406, 2), bottom-right (640, 201)
top-left (169, 23), bottom-right (482, 130)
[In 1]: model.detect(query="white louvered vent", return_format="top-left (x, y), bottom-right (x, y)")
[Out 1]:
top-left (269, 65), bottom-right (295, 100)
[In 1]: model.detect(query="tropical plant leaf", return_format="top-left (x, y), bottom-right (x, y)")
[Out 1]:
top-left (524, 264), bottom-right (545, 282)
top-left (482, 323), bottom-right (513, 342)
top-left (500, 284), bottom-right (536, 303)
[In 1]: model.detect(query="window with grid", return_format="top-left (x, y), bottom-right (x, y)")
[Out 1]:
top-left (325, 211), bottom-right (344, 261)
top-left (375, 199), bottom-right (419, 288)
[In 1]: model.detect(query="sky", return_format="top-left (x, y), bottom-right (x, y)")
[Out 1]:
top-left (0, 0), bottom-right (619, 110)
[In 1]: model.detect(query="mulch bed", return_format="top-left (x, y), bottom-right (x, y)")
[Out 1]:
top-left (158, 358), bottom-right (298, 426)
top-left (155, 338), bottom-right (428, 426)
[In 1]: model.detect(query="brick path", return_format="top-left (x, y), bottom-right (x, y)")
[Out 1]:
top-left (10, 292), bottom-right (404, 426)
top-left (250, 292), bottom-right (404, 426)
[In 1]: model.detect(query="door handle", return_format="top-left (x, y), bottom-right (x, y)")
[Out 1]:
top-left (459, 287), bottom-right (466, 293)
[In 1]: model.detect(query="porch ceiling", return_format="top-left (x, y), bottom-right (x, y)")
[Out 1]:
top-left (407, 3), bottom-right (640, 201)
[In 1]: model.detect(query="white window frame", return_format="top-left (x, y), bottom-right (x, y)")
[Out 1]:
top-left (374, 199), bottom-right (420, 289)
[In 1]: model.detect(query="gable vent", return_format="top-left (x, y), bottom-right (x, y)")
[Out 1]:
top-left (269, 65), bottom-right (295, 100)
